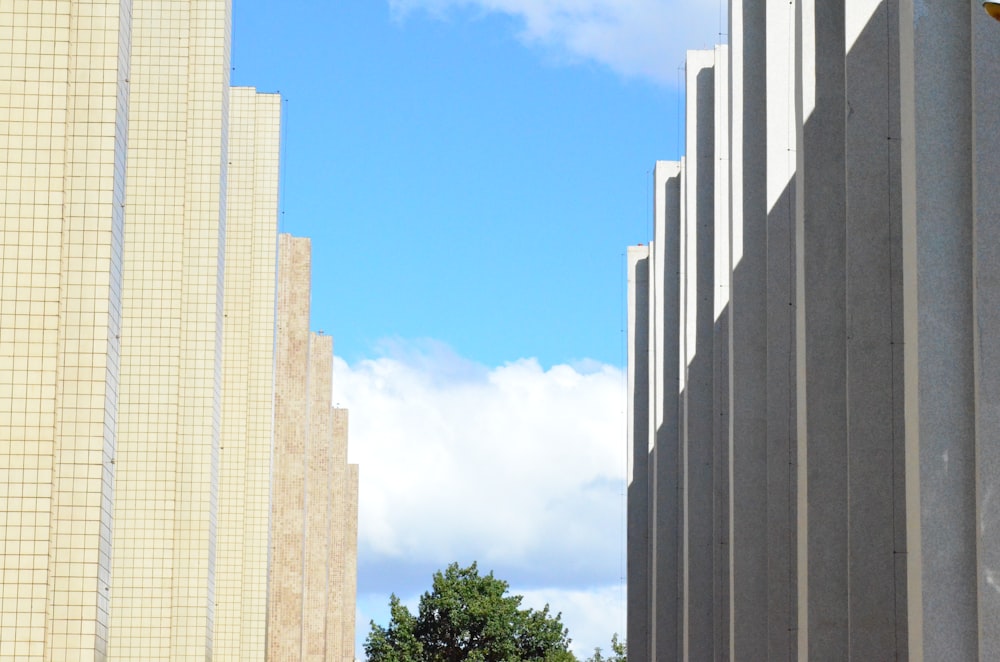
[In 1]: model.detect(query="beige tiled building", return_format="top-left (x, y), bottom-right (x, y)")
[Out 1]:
top-left (0, 1), bottom-right (131, 659)
top-left (215, 87), bottom-right (280, 662)
top-left (2, 2), bottom-right (358, 660)
top-left (108, 0), bottom-right (231, 657)
top-left (270, 236), bottom-right (359, 662)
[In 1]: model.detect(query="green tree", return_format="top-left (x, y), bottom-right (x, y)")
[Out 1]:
top-left (584, 633), bottom-right (626, 662)
top-left (365, 562), bottom-right (577, 662)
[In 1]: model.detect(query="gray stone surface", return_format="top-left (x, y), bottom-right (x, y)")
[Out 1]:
top-left (974, 3), bottom-right (1000, 656)
top-left (683, 49), bottom-right (716, 661)
top-left (795, 0), bottom-right (849, 657)
top-left (844, 1), bottom-right (907, 658)
top-left (711, 45), bottom-right (730, 662)
top-left (729, 0), bottom-right (770, 658)
top-left (899, 1), bottom-right (978, 659)
top-left (764, 0), bottom-right (798, 658)
top-left (651, 162), bottom-right (683, 661)
top-left (627, 245), bottom-right (650, 662)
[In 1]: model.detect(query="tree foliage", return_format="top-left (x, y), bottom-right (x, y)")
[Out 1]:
top-left (365, 562), bottom-right (576, 662)
top-left (584, 633), bottom-right (626, 662)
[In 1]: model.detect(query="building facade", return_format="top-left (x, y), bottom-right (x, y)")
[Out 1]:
top-left (215, 87), bottom-right (280, 661)
top-left (270, 235), bottom-right (359, 662)
top-left (628, 1), bottom-right (1000, 660)
top-left (0, 1), bottom-right (131, 659)
top-left (1, 3), bottom-right (359, 661)
top-left (109, 0), bottom-right (231, 656)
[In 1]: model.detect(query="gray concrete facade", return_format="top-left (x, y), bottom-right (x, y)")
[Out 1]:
top-left (683, 49), bottom-right (716, 662)
top-left (626, 2), bottom-right (1000, 659)
top-left (651, 161), bottom-right (684, 662)
top-left (711, 45), bottom-right (731, 662)
top-left (627, 245), bottom-right (650, 662)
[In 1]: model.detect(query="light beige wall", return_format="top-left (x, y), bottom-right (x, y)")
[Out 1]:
top-left (269, 235), bottom-right (312, 660)
top-left (325, 410), bottom-right (350, 662)
top-left (0, 1), bottom-right (131, 660)
top-left (109, 0), bottom-right (231, 658)
top-left (304, 334), bottom-right (333, 661)
top-left (215, 87), bottom-right (279, 662)
top-left (341, 464), bottom-right (360, 662)
top-left (270, 239), bottom-right (359, 662)
top-left (323, 408), bottom-right (358, 662)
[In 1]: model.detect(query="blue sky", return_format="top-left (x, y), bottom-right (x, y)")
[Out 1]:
top-left (231, 0), bottom-right (719, 656)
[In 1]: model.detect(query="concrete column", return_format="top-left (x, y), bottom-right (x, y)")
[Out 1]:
top-left (843, 0), bottom-right (907, 658)
top-left (795, 0), bottom-right (849, 658)
top-left (973, 4), bottom-right (1000, 657)
top-left (711, 44), bottom-right (731, 662)
top-left (676, 157), bottom-right (688, 662)
top-left (765, 0), bottom-right (798, 658)
top-left (683, 49), bottom-right (716, 661)
top-left (627, 244), bottom-right (651, 662)
top-left (899, 2), bottom-right (978, 659)
top-left (650, 162), bottom-right (683, 661)
top-left (728, 0), bottom-right (770, 658)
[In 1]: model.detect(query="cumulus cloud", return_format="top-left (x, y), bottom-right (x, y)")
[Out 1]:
top-left (333, 339), bottom-right (626, 587)
top-left (518, 585), bottom-right (626, 658)
top-left (388, 0), bottom-right (722, 85)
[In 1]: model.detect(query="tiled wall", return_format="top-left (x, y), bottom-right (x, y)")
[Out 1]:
top-left (0, 1), bottom-right (130, 659)
top-left (109, 0), bottom-right (230, 658)
top-left (215, 87), bottom-right (278, 662)
top-left (1, 3), bottom-right (358, 658)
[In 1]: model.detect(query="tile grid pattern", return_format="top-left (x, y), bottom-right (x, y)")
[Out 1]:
top-left (0, 1), bottom-right (130, 660)
top-left (215, 86), bottom-right (278, 662)
top-left (109, 0), bottom-right (230, 658)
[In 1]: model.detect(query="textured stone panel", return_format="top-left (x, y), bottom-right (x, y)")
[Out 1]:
top-left (269, 235), bottom-right (312, 661)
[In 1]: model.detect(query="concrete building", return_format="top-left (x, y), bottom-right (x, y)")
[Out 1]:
top-left (0, 2), bottom-right (131, 659)
top-left (269, 235), bottom-right (359, 662)
top-left (627, 2), bottom-right (1000, 660)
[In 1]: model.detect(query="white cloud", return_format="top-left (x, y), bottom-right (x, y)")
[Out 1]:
top-left (333, 339), bottom-right (626, 585)
top-left (388, 0), bottom-right (723, 85)
top-left (518, 584), bottom-right (626, 658)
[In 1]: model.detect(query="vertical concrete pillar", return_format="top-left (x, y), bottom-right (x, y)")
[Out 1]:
top-left (795, 0), bottom-right (848, 658)
top-left (675, 157), bottom-right (688, 662)
top-left (899, 2), bottom-right (978, 659)
top-left (711, 45), bottom-right (731, 662)
top-left (650, 162), bottom-right (683, 661)
top-left (973, 4), bottom-right (1000, 657)
top-left (728, 0), bottom-right (770, 658)
top-left (765, 0), bottom-right (798, 657)
top-left (649, 169), bottom-right (667, 662)
top-left (844, 0), bottom-right (908, 658)
top-left (627, 245), bottom-right (651, 662)
top-left (683, 49), bottom-right (716, 661)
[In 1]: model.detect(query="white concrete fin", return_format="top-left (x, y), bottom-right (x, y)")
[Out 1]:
top-left (627, 243), bottom-right (650, 484)
top-left (685, 50), bottom-right (714, 369)
top-left (846, 0), bottom-right (882, 51)
top-left (801, 0), bottom-right (817, 121)
top-left (714, 44), bottom-right (731, 322)
top-left (730, 27), bottom-right (745, 269)
top-left (679, 158), bottom-right (689, 393)
top-left (768, 0), bottom-right (797, 213)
